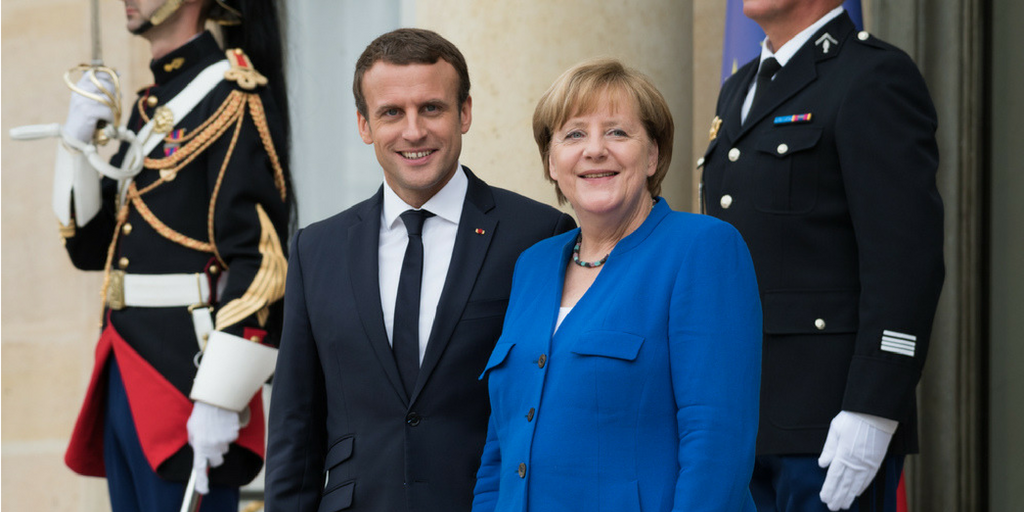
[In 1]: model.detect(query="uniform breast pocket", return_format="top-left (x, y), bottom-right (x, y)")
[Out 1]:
top-left (753, 127), bottom-right (822, 215)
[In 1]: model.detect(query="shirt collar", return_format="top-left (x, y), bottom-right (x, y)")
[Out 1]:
top-left (382, 163), bottom-right (468, 230)
top-left (759, 6), bottom-right (844, 67)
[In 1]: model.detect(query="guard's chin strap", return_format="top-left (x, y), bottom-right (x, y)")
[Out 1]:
top-left (129, 0), bottom-right (184, 35)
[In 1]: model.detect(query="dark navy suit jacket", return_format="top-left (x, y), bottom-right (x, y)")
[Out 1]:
top-left (265, 167), bottom-right (575, 512)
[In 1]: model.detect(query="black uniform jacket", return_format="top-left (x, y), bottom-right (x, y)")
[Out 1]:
top-left (264, 168), bottom-right (575, 512)
top-left (63, 32), bottom-right (289, 485)
top-left (701, 12), bottom-right (944, 456)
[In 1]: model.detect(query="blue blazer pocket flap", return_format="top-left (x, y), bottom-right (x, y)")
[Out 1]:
top-left (324, 436), bottom-right (354, 470)
top-left (571, 331), bottom-right (645, 361)
top-left (317, 480), bottom-right (354, 512)
top-left (479, 342), bottom-right (516, 379)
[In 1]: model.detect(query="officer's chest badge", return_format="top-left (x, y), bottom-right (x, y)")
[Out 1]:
top-left (152, 106), bottom-right (175, 134)
top-left (709, 116), bottom-right (723, 141)
top-left (163, 128), bottom-right (186, 157)
top-left (774, 113), bottom-right (813, 125)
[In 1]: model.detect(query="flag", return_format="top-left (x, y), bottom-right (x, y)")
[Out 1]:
top-left (721, 0), bottom-right (863, 84)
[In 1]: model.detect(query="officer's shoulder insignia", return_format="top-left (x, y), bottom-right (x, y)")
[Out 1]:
top-left (223, 48), bottom-right (267, 91)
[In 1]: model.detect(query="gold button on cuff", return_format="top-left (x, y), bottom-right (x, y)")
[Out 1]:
top-left (720, 195), bottom-right (733, 209)
top-left (777, 143), bottom-right (789, 154)
top-left (122, 223), bottom-right (133, 235)
top-left (118, 257), bottom-right (129, 269)
top-left (518, 463), bottom-right (527, 478)
top-left (815, 318), bottom-right (826, 330)
top-left (526, 408), bottom-right (535, 422)
top-left (537, 354), bottom-right (547, 369)
top-left (858, 31), bottom-right (870, 41)
top-left (728, 148), bottom-right (741, 162)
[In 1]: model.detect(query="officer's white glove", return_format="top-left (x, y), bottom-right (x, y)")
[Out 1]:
top-left (186, 401), bottom-right (240, 495)
top-left (817, 410), bottom-right (898, 511)
top-left (64, 71), bottom-right (116, 144)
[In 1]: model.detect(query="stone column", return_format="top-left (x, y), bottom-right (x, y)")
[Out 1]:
top-left (2, 2), bottom-right (149, 512)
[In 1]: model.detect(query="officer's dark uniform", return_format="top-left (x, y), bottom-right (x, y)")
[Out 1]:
top-left (61, 31), bottom-right (289, 491)
top-left (700, 9), bottom-right (944, 498)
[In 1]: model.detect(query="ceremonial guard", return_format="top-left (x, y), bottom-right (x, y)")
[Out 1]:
top-left (700, 1), bottom-right (943, 511)
top-left (45, 1), bottom-right (290, 510)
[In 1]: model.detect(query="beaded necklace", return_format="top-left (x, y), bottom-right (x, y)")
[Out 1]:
top-left (572, 232), bottom-right (609, 268)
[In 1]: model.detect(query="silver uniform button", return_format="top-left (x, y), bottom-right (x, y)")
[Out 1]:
top-left (815, 318), bottom-right (826, 330)
top-left (728, 148), bottom-right (741, 162)
top-left (777, 143), bottom-right (789, 155)
top-left (720, 195), bottom-right (733, 209)
top-left (858, 31), bottom-right (870, 41)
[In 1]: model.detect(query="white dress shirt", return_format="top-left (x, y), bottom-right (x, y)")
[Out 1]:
top-left (741, 6), bottom-right (845, 124)
top-left (379, 165), bottom-right (467, 364)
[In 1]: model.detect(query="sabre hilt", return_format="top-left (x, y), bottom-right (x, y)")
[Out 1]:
top-left (64, 64), bottom-right (122, 145)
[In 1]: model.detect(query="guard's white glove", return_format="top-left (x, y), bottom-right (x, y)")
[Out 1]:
top-left (186, 401), bottom-right (240, 495)
top-left (817, 410), bottom-right (899, 511)
top-left (64, 71), bottom-right (116, 144)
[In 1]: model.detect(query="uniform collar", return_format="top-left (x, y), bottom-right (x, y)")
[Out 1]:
top-left (150, 31), bottom-right (222, 86)
top-left (759, 6), bottom-right (845, 67)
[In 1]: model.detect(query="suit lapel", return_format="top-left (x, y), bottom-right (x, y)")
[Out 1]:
top-left (411, 168), bottom-right (496, 403)
top-left (347, 188), bottom-right (409, 405)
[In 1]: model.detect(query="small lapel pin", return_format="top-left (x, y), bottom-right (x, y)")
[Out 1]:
top-left (709, 116), bottom-right (723, 141)
top-left (815, 33), bottom-right (838, 54)
top-left (475, 228), bottom-right (486, 235)
top-left (774, 113), bottom-right (813, 125)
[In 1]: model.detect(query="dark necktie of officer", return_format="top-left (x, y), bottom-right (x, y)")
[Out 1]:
top-left (749, 57), bottom-right (781, 123)
top-left (394, 209), bottom-right (434, 397)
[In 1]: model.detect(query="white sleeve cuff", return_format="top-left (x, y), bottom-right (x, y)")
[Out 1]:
top-left (190, 330), bottom-right (277, 412)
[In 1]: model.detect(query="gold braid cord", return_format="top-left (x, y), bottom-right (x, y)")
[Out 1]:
top-left (98, 80), bottom-right (288, 315)
top-left (214, 204), bottom-right (287, 331)
top-left (128, 182), bottom-right (216, 253)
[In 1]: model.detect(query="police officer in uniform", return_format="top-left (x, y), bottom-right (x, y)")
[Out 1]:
top-left (700, 1), bottom-right (944, 511)
top-left (54, 1), bottom-right (291, 510)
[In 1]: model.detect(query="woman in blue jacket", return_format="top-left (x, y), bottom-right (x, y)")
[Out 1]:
top-left (472, 59), bottom-right (762, 512)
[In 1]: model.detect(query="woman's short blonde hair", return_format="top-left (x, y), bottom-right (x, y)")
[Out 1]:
top-left (533, 58), bottom-right (674, 204)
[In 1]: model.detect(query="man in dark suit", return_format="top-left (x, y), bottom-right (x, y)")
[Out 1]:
top-left (264, 28), bottom-right (575, 512)
top-left (701, 1), bottom-right (944, 511)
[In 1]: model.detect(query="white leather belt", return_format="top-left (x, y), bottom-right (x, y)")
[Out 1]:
top-left (107, 270), bottom-right (211, 309)
top-left (106, 270), bottom-right (216, 351)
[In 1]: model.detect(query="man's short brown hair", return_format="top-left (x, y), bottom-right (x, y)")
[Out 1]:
top-left (353, 28), bottom-right (470, 119)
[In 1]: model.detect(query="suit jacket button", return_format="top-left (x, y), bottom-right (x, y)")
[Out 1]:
top-left (518, 463), bottom-right (527, 478)
top-left (537, 354), bottom-right (547, 369)
top-left (720, 195), bottom-right (733, 209)
top-left (406, 412), bottom-right (421, 427)
top-left (526, 408), bottom-right (535, 422)
top-left (777, 143), bottom-right (789, 154)
top-left (728, 148), bottom-right (741, 161)
top-left (815, 318), bottom-right (826, 330)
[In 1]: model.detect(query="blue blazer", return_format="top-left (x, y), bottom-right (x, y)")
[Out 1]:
top-left (472, 199), bottom-right (761, 512)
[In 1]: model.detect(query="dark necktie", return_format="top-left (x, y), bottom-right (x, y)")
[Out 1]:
top-left (393, 209), bottom-right (434, 397)
top-left (749, 57), bottom-right (781, 121)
